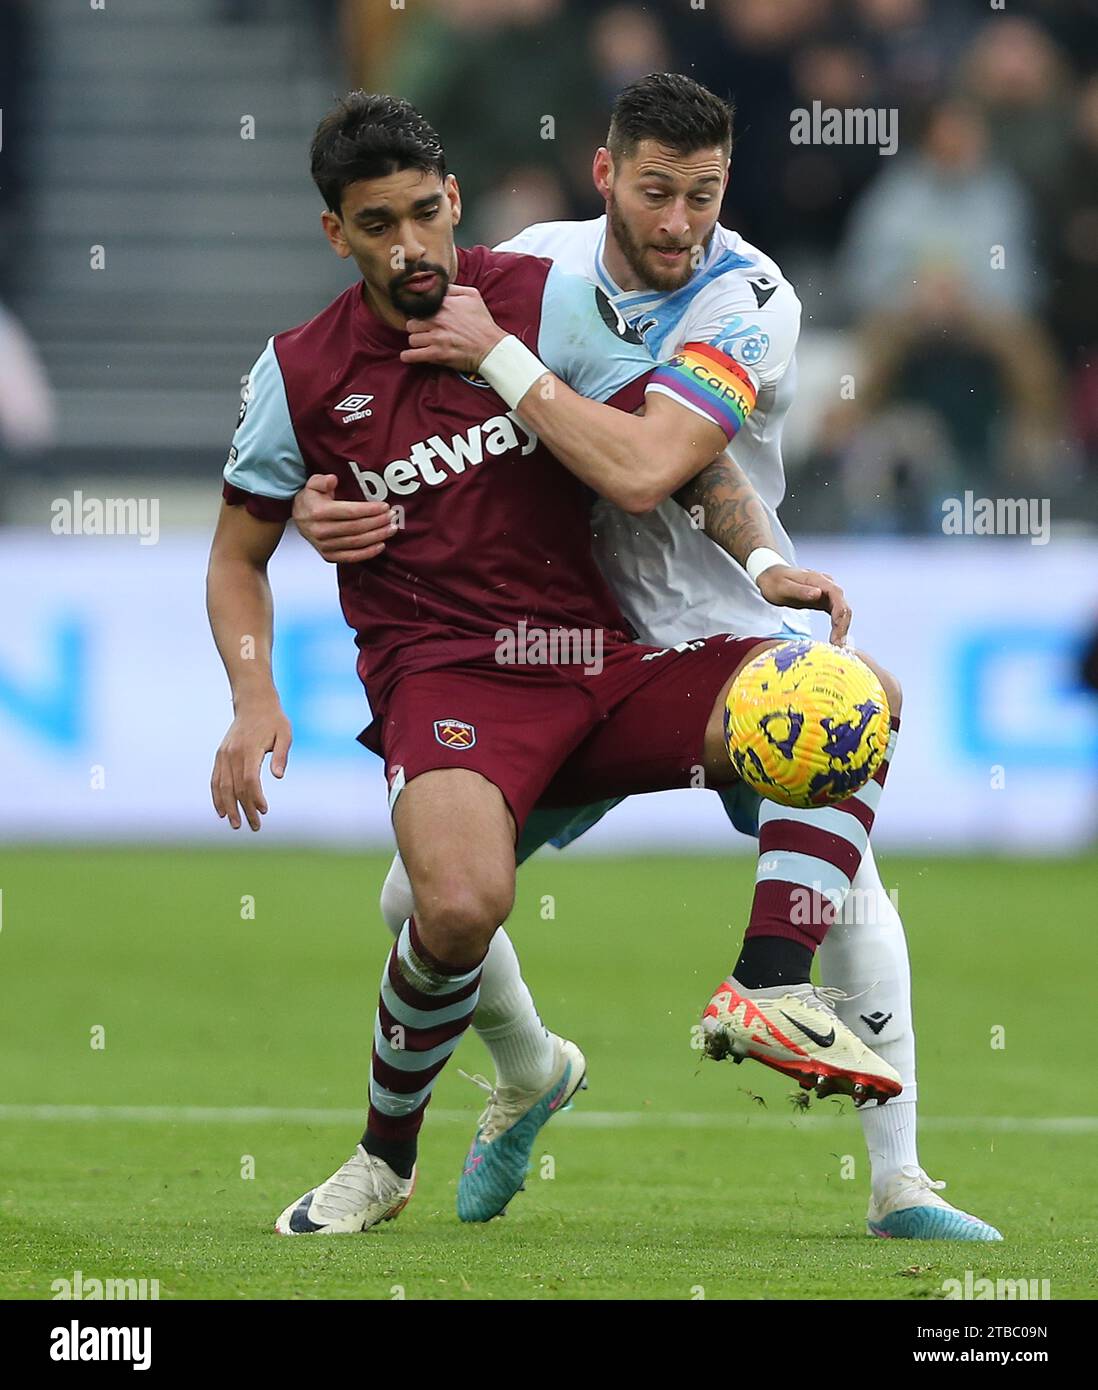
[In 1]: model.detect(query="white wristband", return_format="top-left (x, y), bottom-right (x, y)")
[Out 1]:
top-left (745, 547), bottom-right (787, 584)
top-left (479, 334), bottom-right (549, 409)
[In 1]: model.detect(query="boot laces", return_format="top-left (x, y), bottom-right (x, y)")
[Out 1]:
top-left (313, 1150), bottom-right (399, 1220)
top-left (459, 1069), bottom-right (541, 1142)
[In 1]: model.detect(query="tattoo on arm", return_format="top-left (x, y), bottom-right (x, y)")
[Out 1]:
top-left (673, 454), bottom-right (775, 567)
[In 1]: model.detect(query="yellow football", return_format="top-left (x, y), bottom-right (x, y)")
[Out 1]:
top-left (724, 639), bottom-right (891, 808)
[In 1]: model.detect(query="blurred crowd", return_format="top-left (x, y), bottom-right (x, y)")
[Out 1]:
top-left (2, 0), bottom-right (1097, 532)
top-left (0, 0), bottom-right (55, 459)
top-left (0, 0), bottom-right (31, 299)
top-left (345, 0), bottom-right (1098, 531)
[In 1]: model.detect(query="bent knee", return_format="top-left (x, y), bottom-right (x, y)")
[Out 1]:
top-left (414, 877), bottom-right (514, 962)
top-left (878, 667), bottom-right (902, 719)
top-left (857, 651), bottom-right (902, 719)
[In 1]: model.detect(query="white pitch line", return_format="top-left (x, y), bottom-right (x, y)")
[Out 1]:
top-left (0, 1104), bottom-right (1095, 1135)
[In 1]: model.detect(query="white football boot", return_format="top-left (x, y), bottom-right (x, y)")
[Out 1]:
top-left (701, 975), bottom-right (902, 1105)
top-left (274, 1144), bottom-right (415, 1235)
top-left (867, 1165), bottom-right (1003, 1240)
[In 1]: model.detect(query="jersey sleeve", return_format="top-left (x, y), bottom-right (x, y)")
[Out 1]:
top-left (535, 262), bottom-right (655, 412)
top-left (645, 276), bottom-right (801, 443)
top-left (494, 220), bottom-right (560, 257)
top-left (494, 227), bottom-right (537, 256)
top-left (221, 338), bottom-right (306, 522)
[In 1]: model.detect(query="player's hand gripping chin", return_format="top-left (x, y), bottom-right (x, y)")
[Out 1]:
top-left (401, 284), bottom-right (507, 371)
top-left (757, 565), bottom-right (853, 646)
top-left (210, 699), bottom-right (293, 832)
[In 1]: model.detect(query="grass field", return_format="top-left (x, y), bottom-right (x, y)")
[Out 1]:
top-left (1, 846), bottom-right (1095, 1300)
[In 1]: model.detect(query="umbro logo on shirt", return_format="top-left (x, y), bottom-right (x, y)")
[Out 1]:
top-left (333, 393), bottom-right (374, 424)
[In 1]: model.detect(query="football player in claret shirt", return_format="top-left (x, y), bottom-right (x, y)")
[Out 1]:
top-left (295, 77), bottom-right (1002, 1244)
top-left (206, 92), bottom-right (904, 1237)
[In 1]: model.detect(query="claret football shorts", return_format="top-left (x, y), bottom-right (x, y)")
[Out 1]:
top-left (363, 634), bottom-right (765, 834)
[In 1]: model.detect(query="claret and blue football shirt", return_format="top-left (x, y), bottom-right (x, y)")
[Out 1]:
top-left (225, 246), bottom-right (687, 713)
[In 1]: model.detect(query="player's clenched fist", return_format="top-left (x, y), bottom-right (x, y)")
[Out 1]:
top-left (211, 699), bottom-right (292, 832)
top-left (293, 473), bottom-right (397, 564)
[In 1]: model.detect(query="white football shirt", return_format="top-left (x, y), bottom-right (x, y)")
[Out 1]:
top-left (497, 216), bottom-right (807, 645)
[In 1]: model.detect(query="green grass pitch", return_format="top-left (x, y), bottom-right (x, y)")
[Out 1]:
top-left (0, 846), bottom-right (1094, 1300)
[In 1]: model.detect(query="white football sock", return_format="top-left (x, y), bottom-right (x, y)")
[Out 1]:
top-left (859, 1100), bottom-right (920, 1199)
top-left (817, 843), bottom-right (917, 1095)
top-left (379, 851), bottom-right (416, 936)
top-left (378, 852), bottom-right (555, 1090)
top-left (816, 843), bottom-right (921, 1188)
top-left (465, 927), bottom-right (556, 1090)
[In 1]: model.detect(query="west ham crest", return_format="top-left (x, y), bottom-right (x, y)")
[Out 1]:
top-left (433, 718), bottom-right (476, 749)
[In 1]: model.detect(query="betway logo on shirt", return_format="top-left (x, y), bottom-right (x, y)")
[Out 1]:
top-left (348, 411), bottom-right (537, 502)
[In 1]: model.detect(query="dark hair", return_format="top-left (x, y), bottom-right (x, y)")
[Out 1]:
top-left (310, 91), bottom-right (447, 213)
top-left (607, 73), bottom-right (734, 162)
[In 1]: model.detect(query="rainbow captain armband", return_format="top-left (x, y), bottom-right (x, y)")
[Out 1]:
top-left (646, 341), bottom-right (759, 441)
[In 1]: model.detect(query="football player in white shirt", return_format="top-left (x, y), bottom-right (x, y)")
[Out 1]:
top-left (292, 74), bottom-right (1000, 1242)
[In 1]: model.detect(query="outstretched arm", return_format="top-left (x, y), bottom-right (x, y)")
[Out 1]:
top-left (401, 284), bottom-right (730, 515)
top-left (512, 378), bottom-right (726, 516)
top-left (402, 283), bottom-right (851, 641)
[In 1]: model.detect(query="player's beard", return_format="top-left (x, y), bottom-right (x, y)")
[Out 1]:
top-left (388, 260), bottom-right (451, 318)
top-left (608, 194), bottom-right (706, 294)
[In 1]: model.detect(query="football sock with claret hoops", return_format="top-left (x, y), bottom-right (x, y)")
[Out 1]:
top-left (734, 716), bottom-right (901, 987)
top-left (379, 854), bottom-right (555, 1090)
top-left (361, 916), bottom-right (484, 1174)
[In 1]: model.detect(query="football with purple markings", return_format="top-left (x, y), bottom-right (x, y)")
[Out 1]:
top-left (724, 640), bottom-right (890, 808)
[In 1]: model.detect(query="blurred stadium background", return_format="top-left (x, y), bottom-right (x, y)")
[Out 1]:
top-left (1, 0), bottom-right (1096, 850)
top-left (2, 0), bottom-right (1098, 1304)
